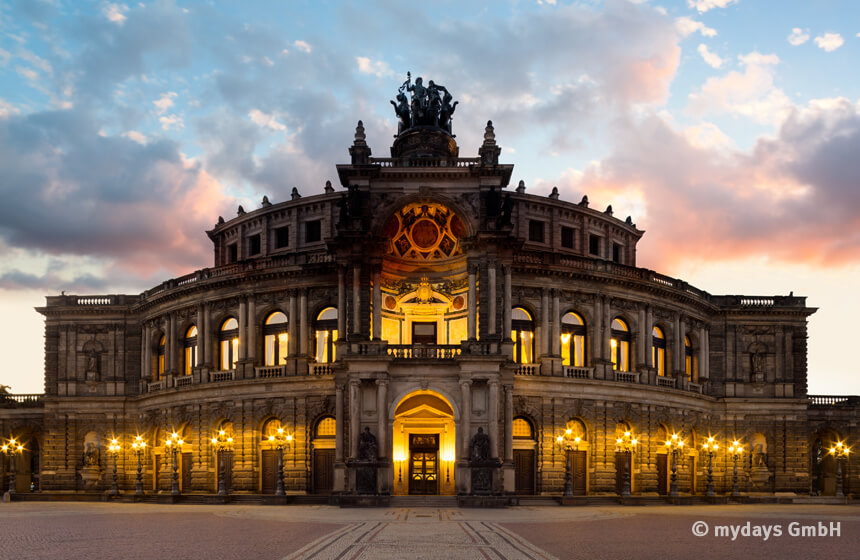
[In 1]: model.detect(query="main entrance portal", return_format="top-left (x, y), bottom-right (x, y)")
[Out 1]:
top-left (409, 434), bottom-right (439, 495)
top-left (392, 391), bottom-right (456, 496)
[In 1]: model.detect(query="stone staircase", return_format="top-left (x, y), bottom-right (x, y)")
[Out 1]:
top-left (390, 495), bottom-right (459, 508)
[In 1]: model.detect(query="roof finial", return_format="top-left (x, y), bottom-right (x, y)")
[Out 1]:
top-left (516, 180), bottom-right (526, 193)
top-left (605, 205), bottom-right (613, 216)
top-left (354, 120), bottom-right (366, 143)
top-left (291, 187), bottom-right (301, 200)
top-left (549, 186), bottom-right (559, 199)
top-left (324, 180), bottom-right (334, 193)
top-left (579, 195), bottom-right (589, 207)
top-left (261, 195), bottom-right (271, 207)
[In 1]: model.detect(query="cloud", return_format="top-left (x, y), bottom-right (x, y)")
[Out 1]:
top-left (814, 33), bottom-right (844, 52)
top-left (0, 48), bottom-right (10, 66)
top-left (697, 44), bottom-right (723, 68)
top-left (675, 17), bottom-right (717, 38)
top-left (102, 3), bottom-right (128, 24)
top-left (153, 91), bottom-right (177, 114)
top-left (787, 27), bottom-right (809, 46)
top-left (293, 40), bottom-right (312, 53)
top-left (123, 130), bottom-right (147, 144)
top-left (687, 0), bottom-right (737, 13)
top-left (687, 51), bottom-right (791, 125)
top-left (356, 56), bottom-right (394, 78)
top-left (248, 109), bottom-right (286, 131)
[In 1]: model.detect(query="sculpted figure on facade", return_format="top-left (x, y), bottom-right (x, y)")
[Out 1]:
top-left (470, 427), bottom-right (490, 462)
top-left (392, 72), bottom-right (458, 133)
top-left (358, 426), bottom-right (378, 461)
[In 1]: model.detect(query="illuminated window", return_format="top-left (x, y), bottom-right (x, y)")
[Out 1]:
top-left (263, 311), bottom-right (289, 366)
top-left (561, 312), bottom-right (586, 367)
top-left (315, 416), bottom-right (336, 438)
top-left (314, 307), bottom-right (338, 364)
top-left (155, 334), bottom-right (166, 380)
top-left (219, 318), bottom-right (239, 371)
top-left (513, 417), bottom-right (534, 439)
top-left (511, 307), bottom-right (534, 364)
top-left (610, 318), bottom-right (630, 372)
top-left (685, 335), bottom-right (697, 381)
top-left (262, 418), bottom-right (283, 440)
top-left (183, 326), bottom-right (197, 376)
top-left (652, 326), bottom-right (666, 376)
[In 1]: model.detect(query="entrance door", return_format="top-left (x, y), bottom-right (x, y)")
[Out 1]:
top-left (615, 452), bottom-right (631, 494)
top-left (218, 451), bottom-right (233, 493)
top-left (409, 434), bottom-right (439, 495)
top-left (411, 322), bottom-right (437, 344)
top-left (513, 449), bottom-right (535, 494)
top-left (656, 454), bottom-right (668, 495)
top-left (181, 452), bottom-right (192, 492)
top-left (571, 450), bottom-right (587, 495)
top-left (261, 449), bottom-right (276, 494)
top-left (313, 449), bottom-right (334, 494)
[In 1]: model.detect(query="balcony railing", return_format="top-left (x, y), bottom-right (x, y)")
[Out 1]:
top-left (564, 366), bottom-right (594, 379)
top-left (256, 365), bottom-right (286, 378)
top-left (174, 376), bottom-right (193, 388)
top-left (312, 365), bottom-right (333, 375)
top-left (515, 365), bottom-right (537, 376)
top-left (210, 370), bottom-right (235, 383)
top-left (387, 344), bottom-right (462, 360)
top-left (0, 393), bottom-right (44, 407)
top-left (809, 395), bottom-right (859, 406)
top-left (614, 371), bottom-right (639, 384)
top-left (657, 376), bottom-right (676, 389)
top-left (147, 380), bottom-right (165, 392)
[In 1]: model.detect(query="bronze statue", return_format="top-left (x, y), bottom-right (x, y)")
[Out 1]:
top-left (470, 427), bottom-right (490, 462)
top-left (392, 72), bottom-right (458, 133)
top-left (358, 427), bottom-right (378, 461)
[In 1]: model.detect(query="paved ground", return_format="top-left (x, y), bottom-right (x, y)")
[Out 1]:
top-left (0, 502), bottom-right (857, 559)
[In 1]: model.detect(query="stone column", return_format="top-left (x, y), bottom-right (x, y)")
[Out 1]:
top-left (460, 380), bottom-right (472, 458)
top-left (637, 306), bottom-right (646, 366)
top-left (238, 299), bottom-right (247, 360)
top-left (196, 305), bottom-right (205, 366)
top-left (488, 262), bottom-right (497, 335)
top-left (504, 385), bottom-right (513, 463)
top-left (335, 384), bottom-right (344, 462)
top-left (352, 264), bottom-right (361, 335)
top-left (204, 305), bottom-right (213, 366)
top-left (247, 295), bottom-right (256, 362)
top-left (603, 297), bottom-right (611, 363)
top-left (488, 380), bottom-right (500, 459)
top-left (376, 379), bottom-right (388, 458)
top-left (503, 265), bottom-right (512, 339)
top-left (288, 291), bottom-right (297, 356)
top-left (167, 314), bottom-right (176, 372)
top-left (540, 289), bottom-right (549, 357)
top-left (299, 290), bottom-right (308, 356)
top-left (551, 290), bottom-right (560, 355)
top-left (349, 379), bottom-right (360, 460)
top-left (645, 306), bottom-right (653, 367)
top-left (673, 313), bottom-right (681, 373)
top-left (700, 327), bottom-right (709, 381)
top-left (593, 297), bottom-right (603, 361)
top-left (467, 262), bottom-right (477, 340)
top-left (337, 266), bottom-right (346, 335)
top-left (372, 265), bottom-right (382, 340)
top-left (143, 324), bottom-right (152, 380)
top-left (678, 319), bottom-right (687, 376)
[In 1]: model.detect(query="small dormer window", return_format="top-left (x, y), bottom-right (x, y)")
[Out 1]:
top-left (305, 220), bottom-right (321, 243)
top-left (248, 234), bottom-right (261, 256)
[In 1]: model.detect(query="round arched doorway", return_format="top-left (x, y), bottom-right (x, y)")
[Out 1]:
top-left (392, 391), bottom-right (456, 495)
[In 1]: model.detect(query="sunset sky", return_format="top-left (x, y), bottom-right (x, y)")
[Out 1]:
top-left (1, 0), bottom-right (858, 395)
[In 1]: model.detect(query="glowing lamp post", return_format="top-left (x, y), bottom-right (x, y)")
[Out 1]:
top-left (701, 436), bottom-right (719, 498)
top-left (107, 438), bottom-right (121, 496)
top-left (615, 431), bottom-right (638, 497)
top-left (2, 438), bottom-right (24, 495)
top-left (164, 432), bottom-right (184, 497)
top-left (664, 433), bottom-right (684, 498)
top-left (728, 440), bottom-right (744, 498)
top-left (131, 436), bottom-right (146, 496)
top-left (556, 428), bottom-right (582, 497)
top-left (267, 428), bottom-right (292, 496)
top-left (211, 430), bottom-right (234, 497)
top-left (828, 442), bottom-right (851, 498)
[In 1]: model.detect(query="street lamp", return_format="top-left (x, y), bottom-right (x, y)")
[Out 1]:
top-left (164, 432), bottom-right (184, 497)
top-left (828, 441), bottom-right (851, 498)
top-left (211, 429), bottom-right (234, 497)
top-left (131, 435), bottom-right (146, 496)
top-left (664, 433), bottom-right (684, 498)
top-left (107, 438), bottom-right (121, 496)
top-left (267, 427), bottom-right (293, 496)
top-left (1, 437), bottom-right (24, 495)
top-left (556, 428), bottom-right (582, 497)
top-left (615, 430), bottom-right (638, 497)
top-left (728, 440), bottom-right (744, 498)
top-left (701, 436), bottom-right (719, 497)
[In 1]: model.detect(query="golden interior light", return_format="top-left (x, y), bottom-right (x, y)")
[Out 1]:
top-left (556, 435), bottom-right (563, 443)
top-left (268, 435), bottom-right (275, 442)
top-left (616, 438), bottom-right (622, 444)
top-left (574, 436), bottom-right (581, 443)
top-left (631, 439), bottom-right (638, 445)
top-left (286, 434), bottom-right (293, 442)
top-left (211, 438), bottom-right (218, 444)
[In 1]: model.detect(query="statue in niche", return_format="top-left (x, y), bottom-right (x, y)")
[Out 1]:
top-left (83, 441), bottom-right (100, 467)
top-left (86, 349), bottom-right (100, 381)
top-left (358, 427), bottom-right (378, 462)
top-left (748, 342), bottom-right (767, 382)
top-left (470, 427), bottom-right (490, 462)
top-left (751, 442), bottom-right (767, 468)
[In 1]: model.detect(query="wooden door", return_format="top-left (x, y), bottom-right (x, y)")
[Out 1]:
top-left (513, 449), bottom-right (535, 494)
top-left (261, 449), bottom-right (276, 494)
top-left (657, 454), bottom-right (668, 495)
top-left (571, 450), bottom-right (587, 496)
top-left (409, 451), bottom-right (438, 495)
top-left (313, 449), bottom-right (334, 494)
top-left (218, 451), bottom-right (233, 493)
top-left (615, 452), bottom-right (630, 494)
top-left (181, 452), bottom-right (192, 492)
top-left (411, 322), bottom-right (437, 344)
top-left (154, 453), bottom-right (161, 491)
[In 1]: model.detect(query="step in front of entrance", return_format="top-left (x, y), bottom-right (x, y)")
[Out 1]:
top-left (390, 495), bottom-right (459, 508)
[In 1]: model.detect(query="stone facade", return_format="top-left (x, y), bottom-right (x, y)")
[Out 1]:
top-left (1, 111), bottom-right (857, 499)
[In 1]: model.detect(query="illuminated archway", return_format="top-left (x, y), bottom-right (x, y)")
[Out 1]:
top-left (391, 390), bottom-right (457, 496)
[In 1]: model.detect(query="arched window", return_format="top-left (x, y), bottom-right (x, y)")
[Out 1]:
top-left (652, 326), bottom-right (666, 376)
top-left (262, 418), bottom-right (283, 440)
top-left (561, 312), bottom-right (586, 367)
top-left (219, 318), bottom-right (239, 371)
top-left (183, 325), bottom-right (197, 376)
top-left (511, 307), bottom-right (534, 364)
top-left (512, 417), bottom-right (534, 439)
top-left (155, 334), bottom-right (166, 380)
top-left (315, 416), bottom-right (336, 439)
top-left (685, 336), bottom-right (697, 381)
top-left (610, 318), bottom-right (630, 372)
top-left (314, 308), bottom-right (338, 364)
top-left (264, 311), bottom-right (289, 366)
top-left (566, 418), bottom-right (587, 442)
